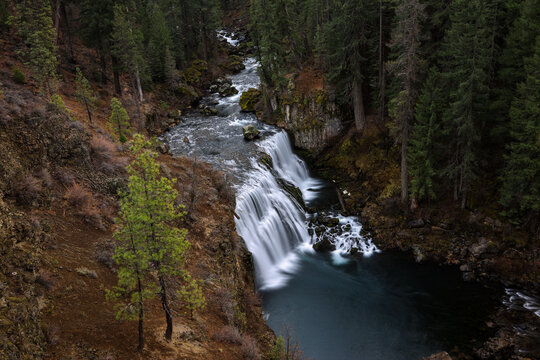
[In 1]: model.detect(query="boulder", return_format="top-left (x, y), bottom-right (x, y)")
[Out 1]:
top-left (422, 352), bottom-right (452, 360)
top-left (313, 235), bottom-right (336, 253)
top-left (239, 88), bottom-right (262, 112)
top-left (409, 218), bottom-right (425, 228)
top-left (198, 104), bottom-right (218, 116)
top-left (156, 141), bottom-right (170, 154)
top-left (218, 84), bottom-right (239, 97)
top-left (242, 125), bottom-right (259, 141)
top-left (469, 237), bottom-right (493, 258)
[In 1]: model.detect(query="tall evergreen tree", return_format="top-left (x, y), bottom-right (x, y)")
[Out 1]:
top-left (387, 0), bottom-right (426, 204)
top-left (126, 134), bottom-right (190, 341)
top-left (500, 38), bottom-right (540, 227)
top-left (10, 0), bottom-right (59, 94)
top-left (324, 0), bottom-right (377, 131)
top-left (112, 2), bottom-right (148, 102)
top-left (75, 67), bottom-right (97, 123)
top-left (146, 3), bottom-right (173, 82)
top-left (409, 68), bottom-right (444, 202)
top-left (109, 98), bottom-right (131, 143)
top-left (78, 0), bottom-right (115, 84)
top-left (440, 0), bottom-right (496, 208)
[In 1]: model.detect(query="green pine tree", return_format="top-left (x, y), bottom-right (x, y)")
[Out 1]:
top-left (500, 39), bottom-right (540, 226)
top-left (75, 67), bottom-right (97, 123)
top-left (409, 69), bottom-right (444, 202)
top-left (324, 0), bottom-right (377, 131)
top-left (440, 0), bottom-right (496, 208)
top-left (147, 3), bottom-right (173, 82)
top-left (178, 273), bottom-right (206, 319)
top-left (10, 0), bottom-right (59, 94)
top-left (109, 98), bottom-right (131, 143)
top-left (112, 2), bottom-right (148, 102)
top-left (126, 134), bottom-right (190, 341)
top-left (387, 0), bottom-right (426, 204)
top-left (106, 178), bottom-right (155, 352)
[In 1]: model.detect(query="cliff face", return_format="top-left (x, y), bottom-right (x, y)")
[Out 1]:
top-left (265, 85), bottom-right (343, 155)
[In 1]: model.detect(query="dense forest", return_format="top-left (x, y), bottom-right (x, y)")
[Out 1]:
top-left (250, 0), bottom-right (540, 236)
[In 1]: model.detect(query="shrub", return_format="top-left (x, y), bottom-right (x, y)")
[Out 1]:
top-left (44, 324), bottom-right (60, 345)
top-left (95, 240), bottom-right (115, 271)
top-left (80, 206), bottom-right (104, 230)
top-left (57, 170), bottom-right (75, 186)
top-left (13, 174), bottom-right (42, 205)
top-left (212, 325), bottom-right (242, 344)
top-left (36, 168), bottom-right (53, 188)
top-left (35, 270), bottom-right (55, 290)
top-left (12, 67), bottom-right (26, 84)
top-left (241, 335), bottom-right (260, 360)
top-left (65, 183), bottom-right (91, 208)
top-left (90, 136), bottom-right (116, 162)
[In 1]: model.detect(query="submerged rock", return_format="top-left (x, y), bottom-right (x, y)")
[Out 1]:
top-left (243, 125), bottom-right (260, 141)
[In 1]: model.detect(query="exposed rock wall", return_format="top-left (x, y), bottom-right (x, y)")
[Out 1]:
top-left (266, 87), bottom-right (343, 155)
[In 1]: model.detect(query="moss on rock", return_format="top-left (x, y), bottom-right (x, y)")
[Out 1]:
top-left (239, 88), bottom-right (261, 112)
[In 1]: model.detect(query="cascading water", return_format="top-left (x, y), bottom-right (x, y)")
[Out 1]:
top-left (165, 32), bottom-right (504, 360)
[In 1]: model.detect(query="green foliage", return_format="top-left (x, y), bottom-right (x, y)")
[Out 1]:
top-left (111, 2), bottom-right (148, 92)
top-left (108, 134), bottom-right (191, 346)
top-left (147, 4), bottom-right (173, 82)
top-left (324, 0), bottom-right (377, 102)
top-left (75, 67), bottom-right (97, 122)
top-left (500, 39), bottom-right (540, 224)
top-left (178, 273), bottom-right (206, 319)
top-left (408, 69), bottom-right (444, 201)
top-left (0, 0), bottom-right (8, 26)
top-left (439, 0), bottom-right (496, 208)
top-left (268, 336), bottom-right (286, 360)
top-left (109, 98), bottom-right (131, 143)
top-left (9, 0), bottom-right (58, 93)
top-left (12, 67), bottom-right (26, 84)
top-left (49, 94), bottom-right (69, 113)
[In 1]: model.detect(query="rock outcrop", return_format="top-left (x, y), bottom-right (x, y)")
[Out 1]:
top-left (265, 87), bottom-right (343, 155)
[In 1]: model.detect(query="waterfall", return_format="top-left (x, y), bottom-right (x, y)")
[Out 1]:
top-left (235, 137), bottom-right (311, 290)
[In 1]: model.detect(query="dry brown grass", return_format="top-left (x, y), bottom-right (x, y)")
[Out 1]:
top-left (212, 325), bottom-right (242, 344)
top-left (241, 335), bottom-right (260, 360)
top-left (12, 173), bottom-right (42, 205)
top-left (65, 183), bottom-right (91, 208)
top-left (90, 136), bottom-right (128, 175)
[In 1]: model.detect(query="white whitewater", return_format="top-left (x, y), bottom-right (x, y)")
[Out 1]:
top-left (235, 130), bottom-right (378, 289)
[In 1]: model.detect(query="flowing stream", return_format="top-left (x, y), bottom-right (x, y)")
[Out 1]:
top-left (164, 35), bottom-right (506, 359)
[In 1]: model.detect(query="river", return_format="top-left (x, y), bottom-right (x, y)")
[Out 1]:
top-left (163, 39), bottom-right (505, 359)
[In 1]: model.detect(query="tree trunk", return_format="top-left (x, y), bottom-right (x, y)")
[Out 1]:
top-left (111, 55), bottom-right (122, 95)
top-left (60, 2), bottom-right (74, 63)
top-left (135, 67), bottom-right (143, 103)
top-left (401, 123), bottom-right (409, 203)
top-left (84, 98), bottom-right (92, 122)
top-left (136, 276), bottom-right (144, 352)
top-left (159, 276), bottom-right (173, 341)
top-left (99, 49), bottom-right (107, 84)
top-left (378, 0), bottom-right (385, 126)
top-left (54, 0), bottom-right (61, 46)
top-left (352, 78), bottom-right (365, 131)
